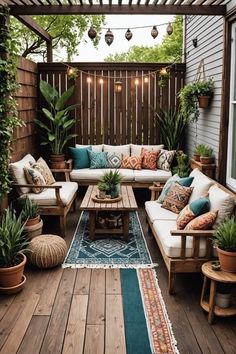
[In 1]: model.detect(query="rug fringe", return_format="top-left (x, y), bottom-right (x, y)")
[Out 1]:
top-left (62, 263), bottom-right (158, 269)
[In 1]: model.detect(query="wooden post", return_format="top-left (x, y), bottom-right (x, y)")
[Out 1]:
top-left (46, 40), bottom-right (53, 62)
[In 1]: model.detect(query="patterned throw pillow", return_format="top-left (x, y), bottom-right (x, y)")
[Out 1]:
top-left (157, 174), bottom-right (180, 203)
top-left (141, 148), bottom-right (160, 170)
top-left (88, 150), bottom-right (108, 169)
top-left (121, 155), bottom-right (142, 170)
top-left (24, 167), bottom-right (46, 194)
top-left (162, 183), bottom-right (193, 214)
top-left (177, 197), bottom-right (210, 229)
top-left (107, 152), bottom-right (122, 168)
top-left (157, 150), bottom-right (175, 171)
top-left (30, 157), bottom-right (55, 185)
top-left (185, 211), bottom-right (218, 230)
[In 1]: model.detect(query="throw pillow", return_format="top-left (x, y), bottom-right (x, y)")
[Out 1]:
top-left (157, 174), bottom-right (180, 203)
top-left (69, 146), bottom-right (92, 169)
top-left (176, 197), bottom-right (210, 229)
top-left (30, 157), bottom-right (55, 185)
top-left (9, 154), bottom-right (36, 194)
top-left (107, 152), bottom-right (122, 168)
top-left (24, 166), bottom-right (46, 194)
top-left (121, 155), bottom-right (142, 170)
top-left (162, 183), bottom-right (193, 214)
top-left (88, 150), bottom-right (108, 169)
top-left (178, 176), bottom-right (194, 187)
top-left (157, 150), bottom-right (175, 171)
top-left (185, 211), bottom-right (218, 230)
top-left (141, 148), bottom-right (160, 170)
top-left (188, 169), bottom-right (214, 203)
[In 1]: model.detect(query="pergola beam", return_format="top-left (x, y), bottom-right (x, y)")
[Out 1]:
top-left (9, 4), bottom-right (226, 16)
top-left (15, 15), bottom-right (51, 42)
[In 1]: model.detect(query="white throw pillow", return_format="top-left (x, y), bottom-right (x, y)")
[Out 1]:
top-left (130, 144), bottom-right (164, 157)
top-left (188, 169), bottom-right (214, 203)
top-left (9, 154), bottom-right (36, 194)
top-left (75, 144), bottom-right (103, 153)
top-left (208, 184), bottom-right (235, 227)
top-left (103, 145), bottom-right (131, 167)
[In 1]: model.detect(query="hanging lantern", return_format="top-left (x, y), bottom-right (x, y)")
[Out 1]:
top-left (125, 29), bottom-right (133, 41)
top-left (167, 22), bottom-right (173, 35)
top-left (67, 66), bottom-right (79, 80)
top-left (88, 26), bottom-right (97, 40)
top-left (115, 80), bottom-right (122, 93)
top-left (151, 26), bottom-right (158, 39)
top-left (105, 29), bottom-right (114, 46)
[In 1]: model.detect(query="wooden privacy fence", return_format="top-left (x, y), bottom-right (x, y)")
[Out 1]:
top-left (38, 63), bottom-right (185, 146)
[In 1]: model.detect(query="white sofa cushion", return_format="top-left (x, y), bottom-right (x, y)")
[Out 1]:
top-left (103, 144), bottom-right (131, 168)
top-left (25, 182), bottom-right (78, 206)
top-left (76, 144), bottom-right (103, 153)
top-left (70, 168), bottom-right (135, 182)
top-left (153, 219), bottom-right (208, 258)
top-left (189, 169), bottom-right (214, 203)
top-left (208, 184), bottom-right (235, 227)
top-left (131, 144), bottom-right (164, 157)
top-left (9, 154), bottom-right (36, 194)
top-left (145, 201), bottom-right (177, 223)
top-left (134, 169), bottom-right (172, 183)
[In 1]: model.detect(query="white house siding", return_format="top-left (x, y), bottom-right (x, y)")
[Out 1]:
top-left (185, 15), bottom-right (224, 174)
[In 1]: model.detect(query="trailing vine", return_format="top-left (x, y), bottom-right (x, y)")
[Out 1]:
top-left (0, 6), bottom-right (23, 201)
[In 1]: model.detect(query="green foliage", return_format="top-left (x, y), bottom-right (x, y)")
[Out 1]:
top-left (178, 78), bottom-right (214, 122)
top-left (35, 80), bottom-right (79, 154)
top-left (198, 144), bottom-right (213, 157)
top-left (194, 144), bottom-right (207, 155)
top-left (0, 7), bottom-right (24, 201)
top-left (173, 151), bottom-right (190, 177)
top-left (0, 207), bottom-right (28, 267)
top-left (97, 182), bottom-right (109, 192)
top-left (16, 196), bottom-right (38, 221)
top-left (10, 15), bottom-right (105, 60)
top-left (155, 109), bottom-right (188, 150)
top-left (105, 16), bottom-right (183, 63)
top-left (100, 170), bottom-right (123, 186)
top-left (213, 217), bottom-right (236, 252)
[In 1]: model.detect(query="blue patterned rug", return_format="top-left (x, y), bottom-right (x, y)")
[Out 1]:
top-left (62, 211), bottom-right (156, 268)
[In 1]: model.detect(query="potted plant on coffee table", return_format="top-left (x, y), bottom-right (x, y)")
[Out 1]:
top-left (0, 207), bottom-right (29, 294)
top-left (213, 217), bottom-right (236, 273)
top-left (100, 170), bottom-right (123, 199)
top-left (35, 80), bottom-right (79, 169)
top-left (200, 145), bottom-right (214, 164)
top-left (97, 182), bottom-right (109, 199)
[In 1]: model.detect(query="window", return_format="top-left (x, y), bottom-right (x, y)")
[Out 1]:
top-left (227, 22), bottom-right (236, 192)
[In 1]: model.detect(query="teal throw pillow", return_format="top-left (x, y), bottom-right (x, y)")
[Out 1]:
top-left (69, 146), bottom-right (92, 169)
top-left (178, 176), bottom-right (194, 187)
top-left (88, 150), bottom-right (108, 169)
top-left (157, 174), bottom-right (180, 203)
top-left (190, 197), bottom-right (210, 216)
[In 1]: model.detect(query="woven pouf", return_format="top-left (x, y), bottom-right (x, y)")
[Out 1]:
top-left (28, 234), bottom-right (67, 268)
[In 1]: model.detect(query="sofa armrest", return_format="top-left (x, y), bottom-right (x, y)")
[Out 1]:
top-left (12, 183), bottom-right (63, 207)
top-left (149, 182), bottom-right (163, 201)
top-left (170, 230), bottom-right (214, 237)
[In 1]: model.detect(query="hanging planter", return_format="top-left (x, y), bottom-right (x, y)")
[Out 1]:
top-left (198, 95), bottom-right (211, 108)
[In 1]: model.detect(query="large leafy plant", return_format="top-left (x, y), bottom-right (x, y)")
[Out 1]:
top-left (155, 109), bottom-right (188, 150)
top-left (35, 80), bottom-right (79, 155)
top-left (0, 207), bottom-right (28, 267)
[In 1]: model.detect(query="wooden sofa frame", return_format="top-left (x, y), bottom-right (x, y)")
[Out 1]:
top-left (147, 182), bottom-right (236, 294)
top-left (12, 162), bottom-right (76, 237)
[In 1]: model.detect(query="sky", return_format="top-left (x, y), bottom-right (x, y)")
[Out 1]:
top-left (69, 15), bottom-right (174, 62)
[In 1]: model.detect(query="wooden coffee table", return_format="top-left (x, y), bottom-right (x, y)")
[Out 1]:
top-left (80, 185), bottom-right (138, 241)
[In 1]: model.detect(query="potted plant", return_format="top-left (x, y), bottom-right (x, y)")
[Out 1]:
top-left (213, 217), bottom-right (236, 273)
top-left (179, 78), bottom-right (214, 122)
top-left (97, 182), bottom-right (108, 199)
top-left (16, 197), bottom-right (43, 239)
top-left (35, 80), bottom-right (79, 168)
top-left (0, 207), bottom-right (29, 293)
top-left (100, 170), bottom-right (123, 199)
top-left (193, 144), bottom-right (205, 161)
top-left (173, 151), bottom-right (190, 178)
top-left (199, 145), bottom-right (213, 164)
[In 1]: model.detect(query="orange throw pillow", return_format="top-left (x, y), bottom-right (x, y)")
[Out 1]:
top-left (121, 155), bottom-right (142, 170)
top-left (185, 211), bottom-right (218, 230)
top-left (141, 148), bottom-right (160, 170)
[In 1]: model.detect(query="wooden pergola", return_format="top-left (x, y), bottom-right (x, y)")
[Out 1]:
top-left (0, 0), bottom-right (229, 61)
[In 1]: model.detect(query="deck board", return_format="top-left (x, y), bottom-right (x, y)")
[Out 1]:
top-left (0, 190), bottom-right (235, 353)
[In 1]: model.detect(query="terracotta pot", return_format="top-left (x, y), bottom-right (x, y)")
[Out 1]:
top-left (193, 154), bottom-right (200, 162)
top-left (0, 253), bottom-right (27, 288)
top-left (217, 247), bottom-right (236, 273)
top-left (198, 96), bottom-right (211, 108)
top-left (200, 156), bottom-right (213, 164)
top-left (50, 154), bottom-right (66, 169)
top-left (0, 275), bottom-right (26, 295)
top-left (24, 218), bottom-right (43, 240)
top-left (25, 215), bottom-right (40, 226)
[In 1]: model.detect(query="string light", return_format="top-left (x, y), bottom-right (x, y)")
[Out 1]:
top-left (99, 78), bottom-right (104, 85)
top-left (151, 26), bottom-right (158, 39)
top-left (160, 67), bottom-right (168, 76)
top-left (88, 26), bottom-right (97, 40)
top-left (115, 81), bottom-right (122, 93)
top-left (134, 78), bottom-right (139, 86)
top-left (125, 29), bottom-right (133, 41)
top-left (105, 29), bottom-right (114, 46)
top-left (144, 77), bottom-right (149, 83)
top-left (87, 77), bottom-right (92, 83)
top-left (166, 22), bottom-right (173, 35)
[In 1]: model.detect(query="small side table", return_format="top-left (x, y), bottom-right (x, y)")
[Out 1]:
top-left (200, 261), bottom-right (236, 324)
top-left (190, 159), bottom-right (216, 179)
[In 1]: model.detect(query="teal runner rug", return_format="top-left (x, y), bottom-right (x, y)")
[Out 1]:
top-left (63, 211), bottom-right (156, 268)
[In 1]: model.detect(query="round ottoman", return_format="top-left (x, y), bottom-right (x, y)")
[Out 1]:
top-left (28, 234), bottom-right (67, 268)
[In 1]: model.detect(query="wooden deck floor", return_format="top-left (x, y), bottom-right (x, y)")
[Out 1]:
top-left (0, 189), bottom-right (236, 354)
